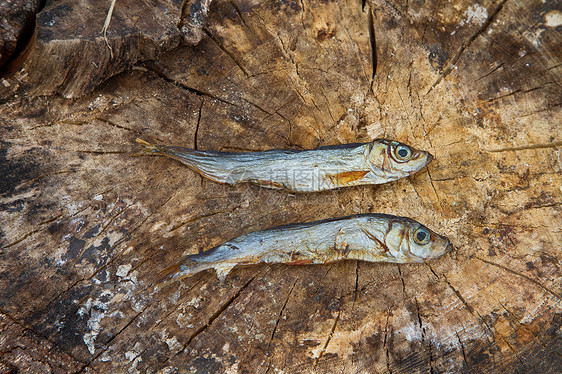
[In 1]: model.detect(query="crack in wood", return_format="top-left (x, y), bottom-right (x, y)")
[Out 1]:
top-left (1, 213), bottom-right (62, 250)
top-left (396, 264), bottom-right (408, 300)
top-left (168, 209), bottom-right (232, 234)
top-left (203, 28), bottom-right (250, 77)
top-left (475, 257), bottom-right (561, 300)
top-left (367, 6), bottom-right (377, 88)
top-left (74, 150), bottom-right (129, 154)
top-left (476, 62), bottom-right (504, 82)
top-left (439, 271), bottom-right (523, 360)
top-left (194, 99), bottom-right (204, 150)
top-left (175, 275), bottom-right (257, 357)
top-left (314, 308), bottom-right (342, 366)
top-left (443, 276), bottom-right (475, 315)
top-left (229, 0), bottom-right (248, 27)
top-left (0, 307), bottom-right (84, 364)
top-left (456, 331), bottom-right (468, 366)
top-left (352, 261), bottom-right (360, 308)
top-left (241, 97), bottom-right (273, 116)
top-left (81, 301), bottom-right (153, 369)
top-left (427, 0), bottom-right (509, 94)
top-left (426, 168), bottom-right (443, 212)
top-left (495, 300), bottom-right (561, 359)
top-left (142, 63), bottom-right (238, 107)
top-left (267, 279), bottom-right (298, 354)
top-left (414, 297), bottom-right (435, 374)
top-left (486, 140), bottom-right (562, 152)
top-left (383, 307), bottom-right (392, 374)
top-left (520, 103), bottom-right (562, 118)
top-left (95, 117), bottom-right (142, 135)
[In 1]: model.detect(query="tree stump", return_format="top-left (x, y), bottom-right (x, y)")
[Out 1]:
top-left (1, 0), bottom-right (561, 372)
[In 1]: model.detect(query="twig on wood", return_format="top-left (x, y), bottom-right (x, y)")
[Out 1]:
top-left (102, 0), bottom-right (117, 59)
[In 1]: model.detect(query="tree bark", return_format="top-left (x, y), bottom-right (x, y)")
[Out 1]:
top-left (1, 0), bottom-right (561, 372)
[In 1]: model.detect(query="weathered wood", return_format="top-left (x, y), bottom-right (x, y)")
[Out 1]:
top-left (0, 0), bottom-right (216, 99)
top-left (1, 0), bottom-right (561, 372)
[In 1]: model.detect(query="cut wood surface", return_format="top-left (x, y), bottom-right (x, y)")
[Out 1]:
top-left (1, 0), bottom-right (561, 372)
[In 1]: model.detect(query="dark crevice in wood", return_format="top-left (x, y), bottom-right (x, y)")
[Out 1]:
top-left (241, 97), bottom-right (273, 116)
top-left (352, 261), bottom-right (359, 308)
top-left (1, 213), bottom-right (62, 250)
top-left (0, 0), bottom-right (46, 75)
top-left (229, 0), bottom-right (247, 27)
top-left (194, 99), bottom-right (204, 150)
top-left (383, 307), bottom-right (392, 374)
top-left (456, 332), bottom-right (468, 366)
top-left (476, 62), bottom-right (504, 81)
top-left (141, 63), bottom-right (237, 107)
top-left (396, 264), bottom-right (407, 299)
top-left (0, 307), bottom-right (85, 365)
top-left (415, 297), bottom-right (435, 374)
top-left (426, 168), bottom-right (444, 212)
top-left (367, 6), bottom-right (377, 88)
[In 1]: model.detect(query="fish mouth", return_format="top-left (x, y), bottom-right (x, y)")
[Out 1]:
top-left (406, 152), bottom-right (434, 175)
top-left (445, 242), bottom-right (454, 253)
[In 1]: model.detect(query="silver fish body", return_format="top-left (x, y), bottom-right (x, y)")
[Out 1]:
top-left (158, 214), bottom-right (453, 283)
top-left (136, 139), bottom-right (433, 192)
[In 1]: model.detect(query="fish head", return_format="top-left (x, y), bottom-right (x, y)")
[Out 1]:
top-left (384, 218), bottom-right (452, 263)
top-left (367, 140), bottom-right (433, 180)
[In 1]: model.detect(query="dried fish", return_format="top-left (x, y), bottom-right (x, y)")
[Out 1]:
top-left (136, 138), bottom-right (433, 192)
top-left (157, 213), bottom-right (452, 284)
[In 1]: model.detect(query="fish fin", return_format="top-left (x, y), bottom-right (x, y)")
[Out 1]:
top-left (154, 256), bottom-right (213, 288)
top-left (252, 179), bottom-right (285, 190)
top-left (328, 171), bottom-right (369, 186)
top-left (214, 263), bottom-right (236, 281)
top-left (135, 138), bottom-right (166, 156)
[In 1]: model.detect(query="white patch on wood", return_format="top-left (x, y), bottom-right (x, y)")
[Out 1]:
top-left (523, 28), bottom-right (545, 48)
top-left (93, 230), bottom-right (123, 248)
top-left (78, 289), bottom-right (113, 354)
top-left (151, 220), bottom-right (167, 232)
top-left (116, 264), bottom-right (132, 278)
top-left (544, 10), bottom-right (562, 27)
top-left (125, 342), bottom-right (143, 372)
top-left (460, 4), bottom-right (489, 26)
top-left (365, 122), bottom-right (385, 139)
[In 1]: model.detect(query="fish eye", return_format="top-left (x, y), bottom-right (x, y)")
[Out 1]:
top-left (413, 227), bottom-right (431, 245)
top-left (394, 145), bottom-right (413, 161)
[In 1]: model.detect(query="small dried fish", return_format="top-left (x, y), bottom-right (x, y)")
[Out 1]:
top-left (157, 214), bottom-right (452, 284)
top-left (136, 138), bottom-right (433, 192)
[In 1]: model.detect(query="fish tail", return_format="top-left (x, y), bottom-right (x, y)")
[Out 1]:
top-left (135, 138), bottom-right (166, 156)
top-left (136, 138), bottom-right (197, 159)
top-left (154, 256), bottom-right (208, 288)
top-left (154, 251), bottom-right (236, 288)
top-left (136, 138), bottom-right (236, 184)
top-left (136, 138), bottom-right (210, 167)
